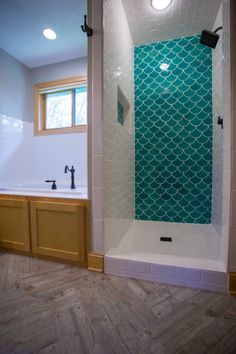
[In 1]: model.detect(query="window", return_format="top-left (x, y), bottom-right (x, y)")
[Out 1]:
top-left (34, 77), bottom-right (87, 135)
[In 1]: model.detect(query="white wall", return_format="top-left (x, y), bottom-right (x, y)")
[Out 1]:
top-left (87, 0), bottom-right (104, 253)
top-left (31, 58), bottom-right (87, 186)
top-left (31, 58), bottom-right (87, 84)
top-left (0, 51), bottom-right (88, 187)
top-left (0, 49), bottom-right (32, 181)
top-left (0, 48), bottom-right (32, 123)
top-left (103, 0), bottom-right (135, 252)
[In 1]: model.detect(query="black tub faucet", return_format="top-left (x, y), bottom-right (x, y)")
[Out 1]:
top-left (64, 165), bottom-right (76, 189)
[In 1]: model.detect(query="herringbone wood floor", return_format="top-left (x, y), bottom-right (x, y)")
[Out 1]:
top-left (0, 251), bottom-right (236, 354)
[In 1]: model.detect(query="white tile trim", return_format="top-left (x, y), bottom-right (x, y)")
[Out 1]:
top-left (105, 256), bottom-right (228, 293)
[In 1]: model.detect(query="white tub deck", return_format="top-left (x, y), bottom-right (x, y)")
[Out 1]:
top-left (0, 183), bottom-right (88, 199)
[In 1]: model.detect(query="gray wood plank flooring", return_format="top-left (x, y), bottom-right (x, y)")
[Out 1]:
top-left (0, 251), bottom-right (236, 354)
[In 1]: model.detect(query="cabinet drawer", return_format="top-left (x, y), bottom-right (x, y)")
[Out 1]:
top-left (30, 201), bottom-right (85, 263)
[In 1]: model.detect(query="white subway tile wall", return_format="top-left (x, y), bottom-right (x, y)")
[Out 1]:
top-left (103, 0), bottom-right (135, 252)
top-left (211, 0), bottom-right (231, 271)
top-left (0, 114), bottom-right (31, 182)
top-left (212, 4), bottom-right (224, 235)
top-left (220, 0), bottom-right (231, 269)
top-left (121, 0), bottom-right (222, 46)
top-left (0, 113), bottom-right (87, 187)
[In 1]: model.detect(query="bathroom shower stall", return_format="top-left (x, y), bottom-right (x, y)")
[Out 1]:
top-left (103, 0), bottom-right (231, 291)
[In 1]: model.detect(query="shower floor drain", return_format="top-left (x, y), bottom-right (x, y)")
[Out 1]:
top-left (160, 237), bottom-right (172, 242)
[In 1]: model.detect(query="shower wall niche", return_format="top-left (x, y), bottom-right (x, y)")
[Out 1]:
top-left (135, 35), bottom-right (213, 224)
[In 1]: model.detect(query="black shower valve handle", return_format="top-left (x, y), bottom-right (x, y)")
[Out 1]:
top-left (45, 180), bottom-right (57, 190)
top-left (217, 116), bottom-right (223, 129)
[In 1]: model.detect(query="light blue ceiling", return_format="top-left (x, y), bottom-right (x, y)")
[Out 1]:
top-left (0, 0), bottom-right (87, 68)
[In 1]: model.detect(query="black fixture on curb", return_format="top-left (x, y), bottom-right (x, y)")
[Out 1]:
top-left (45, 180), bottom-right (57, 190)
top-left (81, 15), bottom-right (93, 37)
top-left (218, 116), bottom-right (224, 129)
top-left (200, 26), bottom-right (222, 49)
top-left (64, 165), bottom-right (76, 189)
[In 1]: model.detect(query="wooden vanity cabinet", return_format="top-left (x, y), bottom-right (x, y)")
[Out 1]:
top-left (30, 201), bottom-right (86, 264)
top-left (0, 198), bottom-right (30, 251)
top-left (0, 195), bottom-right (89, 266)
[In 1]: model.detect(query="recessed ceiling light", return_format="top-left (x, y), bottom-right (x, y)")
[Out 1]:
top-left (43, 28), bottom-right (57, 40)
top-left (151, 0), bottom-right (172, 11)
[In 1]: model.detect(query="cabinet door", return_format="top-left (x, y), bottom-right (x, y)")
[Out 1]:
top-left (30, 201), bottom-right (85, 263)
top-left (0, 198), bottom-right (30, 251)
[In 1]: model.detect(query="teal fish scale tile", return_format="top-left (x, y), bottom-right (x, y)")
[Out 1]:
top-left (135, 35), bottom-right (212, 224)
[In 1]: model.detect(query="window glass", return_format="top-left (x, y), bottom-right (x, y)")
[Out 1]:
top-left (34, 78), bottom-right (87, 135)
top-left (75, 86), bottom-right (87, 126)
top-left (46, 90), bottom-right (72, 129)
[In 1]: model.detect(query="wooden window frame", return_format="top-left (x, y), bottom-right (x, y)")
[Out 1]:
top-left (34, 76), bottom-right (87, 136)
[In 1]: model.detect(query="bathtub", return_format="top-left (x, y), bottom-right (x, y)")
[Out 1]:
top-left (0, 182), bottom-right (88, 199)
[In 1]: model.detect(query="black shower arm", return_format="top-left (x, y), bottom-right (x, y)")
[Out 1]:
top-left (214, 26), bottom-right (223, 33)
top-left (81, 15), bottom-right (93, 37)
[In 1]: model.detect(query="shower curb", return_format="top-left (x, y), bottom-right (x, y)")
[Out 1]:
top-left (105, 256), bottom-right (228, 293)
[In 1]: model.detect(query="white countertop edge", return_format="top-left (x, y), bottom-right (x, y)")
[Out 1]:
top-left (0, 189), bottom-right (88, 200)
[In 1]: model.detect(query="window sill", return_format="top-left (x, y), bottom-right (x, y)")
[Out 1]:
top-left (34, 125), bottom-right (87, 136)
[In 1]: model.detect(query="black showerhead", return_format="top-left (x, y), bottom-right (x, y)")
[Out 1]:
top-left (200, 27), bottom-right (222, 49)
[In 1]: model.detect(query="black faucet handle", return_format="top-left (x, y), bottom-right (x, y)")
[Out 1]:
top-left (45, 180), bottom-right (57, 190)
